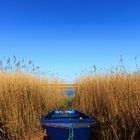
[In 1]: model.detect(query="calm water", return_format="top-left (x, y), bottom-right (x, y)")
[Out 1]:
top-left (64, 89), bottom-right (75, 98)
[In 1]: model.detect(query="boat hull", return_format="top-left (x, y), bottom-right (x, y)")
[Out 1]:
top-left (42, 125), bottom-right (91, 140)
top-left (40, 110), bottom-right (99, 140)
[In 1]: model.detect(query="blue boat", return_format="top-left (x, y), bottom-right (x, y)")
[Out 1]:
top-left (40, 110), bottom-right (99, 140)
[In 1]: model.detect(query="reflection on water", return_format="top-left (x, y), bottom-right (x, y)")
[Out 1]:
top-left (64, 89), bottom-right (75, 98)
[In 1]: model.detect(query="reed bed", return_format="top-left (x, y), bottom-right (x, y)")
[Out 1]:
top-left (0, 72), bottom-right (67, 140)
top-left (74, 72), bottom-right (140, 140)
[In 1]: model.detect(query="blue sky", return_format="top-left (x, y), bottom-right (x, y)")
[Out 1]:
top-left (0, 0), bottom-right (140, 83)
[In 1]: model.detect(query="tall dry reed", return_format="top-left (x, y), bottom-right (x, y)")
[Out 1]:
top-left (0, 72), bottom-right (67, 139)
top-left (74, 72), bottom-right (140, 140)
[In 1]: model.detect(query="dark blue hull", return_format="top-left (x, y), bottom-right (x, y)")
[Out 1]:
top-left (40, 110), bottom-right (99, 140)
top-left (43, 126), bottom-right (91, 140)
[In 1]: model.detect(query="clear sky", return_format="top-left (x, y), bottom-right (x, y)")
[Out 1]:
top-left (0, 0), bottom-right (140, 83)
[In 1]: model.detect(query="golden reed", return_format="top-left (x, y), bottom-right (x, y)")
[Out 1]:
top-left (0, 72), bottom-right (67, 139)
top-left (74, 72), bottom-right (140, 140)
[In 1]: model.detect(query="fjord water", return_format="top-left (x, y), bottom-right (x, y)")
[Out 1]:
top-left (64, 89), bottom-right (75, 98)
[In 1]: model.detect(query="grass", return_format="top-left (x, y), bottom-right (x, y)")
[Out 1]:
top-left (0, 72), bottom-right (67, 139)
top-left (74, 71), bottom-right (140, 140)
top-left (0, 57), bottom-right (67, 139)
top-left (1, 57), bottom-right (140, 140)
